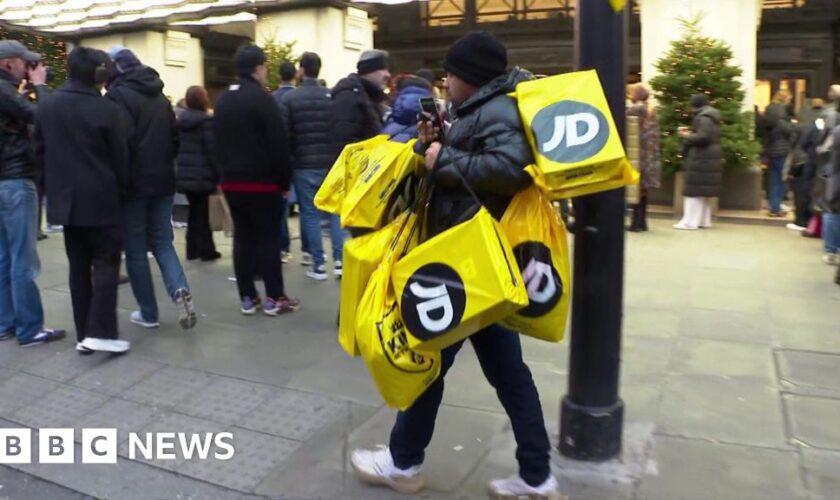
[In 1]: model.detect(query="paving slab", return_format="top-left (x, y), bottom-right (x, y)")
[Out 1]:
top-left (238, 387), bottom-right (345, 441)
top-left (117, 412), bottom-right (228, 469)
top-left (777, 349), bottom-right (840, 398)
top-left (666, 337), bottom-right (775, 383)
top-left (801, 449), bottom-right (840, 500)
top-left (11, 385), bottom-right (108, 430)
top-left (69, 355), bottom-right (164, 396)
top-left (636, 436), bottom-right (807, 500)
top-left (771, 319), bottom-right (840, 354)
top-left (784, 395), bottom-right (840, 450)
top-left (0, 464), bottom-right (93, 500)
top-left (621, 336), bottom-right (673, 386)
top-left (175, 376), bottom-right (275, 425)
top-left (623, 307), bottom-right (680, 339)
top-left (0, 373), bottom-right (60, 417)
top-left (658, 374), bottom-right (788, 449)
top-left (121, 365), bottom-right (216, 409)
top-left (676, 308), bottom-right (774, 344)
top-left (22, 347), bottom-right (110, 383)
top-left (75, 397), bottom-right (161, 445)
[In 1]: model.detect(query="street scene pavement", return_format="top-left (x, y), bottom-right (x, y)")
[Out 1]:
top-left (0, 216), bottom-right (838, 500)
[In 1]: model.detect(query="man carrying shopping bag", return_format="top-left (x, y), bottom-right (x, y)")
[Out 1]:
top-left (350, 31), bottom-right (562, 499)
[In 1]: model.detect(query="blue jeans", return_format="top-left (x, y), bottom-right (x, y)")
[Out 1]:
top-left (768, 156), bottom-right (786, 213)
top-left (122, 195), bottom-right (190, 322)
top-left (389, 325), bottom-right (551, 487)
top-left (0, 180), bottom-right (44, 342)
top-left (294, 170), bottom-right (343, 268)
top-left (823, 212), bottom-right (840, 254)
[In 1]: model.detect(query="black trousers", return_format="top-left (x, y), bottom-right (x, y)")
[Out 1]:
top-left (63, 226), bottom-right (122, 342)
top-left (223, 191), bottom-right (285, 300)
top-left (630, 194), bottom-right (649, 230)
top-left (184, 191), bottom-right (217, 260)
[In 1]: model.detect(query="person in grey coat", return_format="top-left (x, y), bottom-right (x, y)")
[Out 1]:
top-left (764, 91), bottom-right (796, 216)
top-left (674, 94), bottom-right (723, 230)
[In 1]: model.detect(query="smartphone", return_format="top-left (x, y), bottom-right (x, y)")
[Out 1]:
top-left (419, 96), bottom-right (442, 130)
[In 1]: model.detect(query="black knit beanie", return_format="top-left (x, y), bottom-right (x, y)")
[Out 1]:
top-left (443, 31), bottom-right (507, 87)
top-left (690, 94), bottom-right (709, 110)
top-left (235, 44), bottom-right (267, 76)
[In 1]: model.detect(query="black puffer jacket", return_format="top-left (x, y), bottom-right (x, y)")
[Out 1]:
top-left (763, 102), bottom-right (795, 159)
top-left (280, 78), bottom-right (335, 170)
top-left (428, 69), bottom-right (534, 237)
top-left (330, 74), bottom-right (385, 153)
top-left (682, 106), bottom-right (724, 198)
top-left (176, 109), bottom-right (217, 193)
top-left (0, 69), bottom-right (49, 181)
top-left (106, 66), bottom-right (179, 198)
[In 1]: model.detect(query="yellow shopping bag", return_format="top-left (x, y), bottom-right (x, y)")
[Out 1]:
top-left (512, 70), bottom-right (630, 196)
top-left (526, 160), bottom-right (638, 200)
top-left (355, 213), bottom-right (441, 410)
top-left (391, 207), bottom-right (529, 352)
top-left (339, 211), bottom-right (417, 357)
top-left (341, 140), bottom-right (420, 229)
top-left (315, 135), bottom-right (388, 215)
top-left (500, 186), bottom-right (571, 343)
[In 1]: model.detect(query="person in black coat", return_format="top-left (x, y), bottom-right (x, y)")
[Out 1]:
top-left (330, 50), bottom-right (391, 154)
top-left (350, 32), bottom-right (560, 500)
top-left (34, 47), bottom-right (131, 353)
top-left (674, 94), bottom-right (724, 230)
top-left (106, 47), bottom-right (196, 331)
top-left (176, 85), bottom-right (221, 262)
top-left (214, 44), bottom-right (299, 316)
top-left (280, 52), bottom-right (345, 280)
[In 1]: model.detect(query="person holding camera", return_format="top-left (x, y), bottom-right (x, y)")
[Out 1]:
top-left (0, 39), bottom-right (65, 347)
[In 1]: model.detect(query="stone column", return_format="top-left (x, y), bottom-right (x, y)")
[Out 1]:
top-left (256, 6), bottom-right (374, 87)
top-left (639, 0), bottom-right (762, 110)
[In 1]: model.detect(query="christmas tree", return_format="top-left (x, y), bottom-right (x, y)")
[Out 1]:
top-left (649, 16), bottom-right (761, 174)
top-left (258, 36), bottom-right (298, 90)
top-left (0, 25), bottom-right (67, 87)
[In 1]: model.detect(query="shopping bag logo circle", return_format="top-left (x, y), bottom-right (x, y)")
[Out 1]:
top-left (401, 263), bottom-right (467, 340)
top-left (532, 100), bottom-right (609, 163)
top-left (514, 242), bottom-right (563, 317)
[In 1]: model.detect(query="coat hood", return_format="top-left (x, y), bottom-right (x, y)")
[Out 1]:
top-left (390, 84), bottom-right (432, 126)
top-left (112, 66), bottom-right (164, 96)
top-left (177, 108), bottom-right (210, 130)
top-left (332, 73), bottom-right (386, 103)
top-left (454, 67), bottom-right (534, 117)
top-left (696, 106), bottom-right (722, 124)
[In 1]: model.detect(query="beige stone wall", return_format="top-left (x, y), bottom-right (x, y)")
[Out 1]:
top-left (80, 30), bottom-right (204, 105)
top-left (257, 6), bottom-right (374, 88)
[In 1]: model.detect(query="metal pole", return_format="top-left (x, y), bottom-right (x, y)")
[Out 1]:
top-left (559, 0), bottom-right (628, 461)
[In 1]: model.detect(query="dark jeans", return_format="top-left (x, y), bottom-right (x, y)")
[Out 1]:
top-left (224, 191), bottom-right (286, 300)
top-left (768, 156), bottom-right (786, 213)
top-left (184, 191), bottom-right (217, 260)
top-left (279, 195), bottom-right (290, 253)
top-left (64, 226), bottom-right (121, 342)
top-left (389, 324), bottom-right (551, 487)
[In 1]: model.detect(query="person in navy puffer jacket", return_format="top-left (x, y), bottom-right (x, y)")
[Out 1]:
top-left (382, 75), bottom-right (434, 143)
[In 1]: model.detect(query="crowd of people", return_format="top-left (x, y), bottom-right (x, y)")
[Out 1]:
top-left (0, 31), bottom-right (565, 498)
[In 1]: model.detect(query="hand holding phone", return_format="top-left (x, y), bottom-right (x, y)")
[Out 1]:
top-left (418, 96), bottom-right (442, 144)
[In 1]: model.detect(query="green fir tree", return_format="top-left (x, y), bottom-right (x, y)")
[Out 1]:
top-left (649, 16), bottom-right (761, 174)
top-left (259, 36), bottom-right (298, 90)
top-left (0, 25), bottom-right (67, 87)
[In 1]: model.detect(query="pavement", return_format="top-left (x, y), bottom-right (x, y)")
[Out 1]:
top-left (0, 216), bottom-right (838, 500)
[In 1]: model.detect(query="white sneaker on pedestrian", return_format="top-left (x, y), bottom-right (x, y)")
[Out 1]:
top-left (487, 474), bottom-right (564, 500)
top-left (306, 264), bottom-right (328, 281)
top-left (130, 311), bottom-right (159, 329)
top-left (334, 260), bottom-right (343, 278)
top-left (76, 342), bottom-right (93, 355)
top-left (281, 251), bottom-right (292, 264)
top-left (301, 252), bottom-right (313, 267)
top-left (174, 289), bottom-right (197, 330)
top-left (672, 223), bottom-right (698, 231)
top-left (823, 253), bottom-right (839, 266)
top-left (350, 447), bottom-right (424, 494)
top-left (786, 223), bottom-right (806, 232)
top-left (80, 337), bottom-right (130, 353)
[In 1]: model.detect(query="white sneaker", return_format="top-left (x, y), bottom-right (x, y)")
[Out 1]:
top-left (672, 223), bottom-right (697, 231)
top-left (306, 265), bottom-right (328, 281)
top-left (823, 253), bottom-right (839, 266)
top-left (76, 342), bottom-right (93, 355)
top-left (301, 252), bottom-right (313, 267)
top-left (334, 260), bottom-right (343, 278)
top-left (350, 447), bottom-right (424, 494)
top-left (130, 311), bottom-right (160, 328)
top-left (786, 223), bottom-right (806, 232)
top-left (487, 474), bottom-right (564, 500)
top-left (80, 337), bottom-right (131, 353)
top-left (281, 251), bottom-right (292, 264)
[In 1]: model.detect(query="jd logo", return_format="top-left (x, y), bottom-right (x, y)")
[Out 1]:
top-left (401, 264), bottom-right (466, 340)
top-left (513, 242), bottom-right (563, 318)
top-left (532, 101), bottom-right (609, 163)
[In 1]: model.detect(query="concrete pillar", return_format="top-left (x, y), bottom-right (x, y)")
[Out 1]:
top-left (256, 6), bottom-right (374, 88)
top-left (80, 30), bottom-right (204, 104)
top-left (640, 0), bottom-right (762, 110)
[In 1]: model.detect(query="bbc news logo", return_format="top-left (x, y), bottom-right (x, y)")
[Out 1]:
top-left (0, 429), bottom-right (235, 464)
